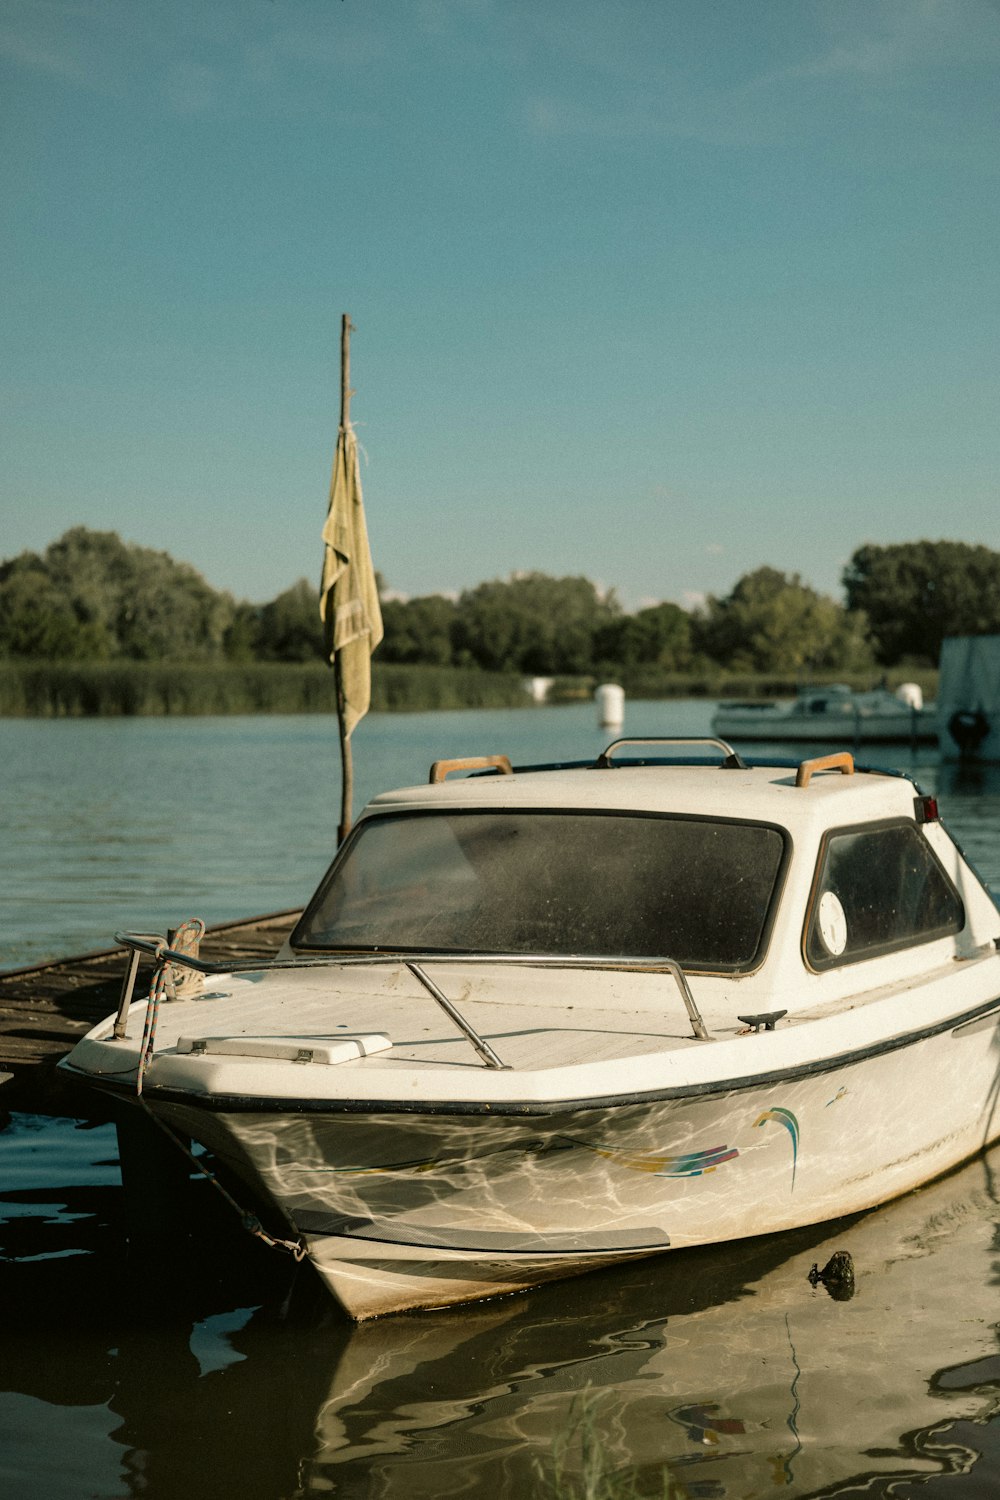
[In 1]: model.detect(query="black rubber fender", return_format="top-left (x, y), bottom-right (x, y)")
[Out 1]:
top-left (948, 708), bottom-right (989, 753)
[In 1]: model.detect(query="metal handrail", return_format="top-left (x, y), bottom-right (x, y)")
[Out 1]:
top-left (406, 962), bottom-right (509, 1068)
top-left (111, 932), bottom-right (177, 1040)
top-left (110, 932), bottom-right (712, 1052)
top-left (596, 736), bottom-right (746, 770)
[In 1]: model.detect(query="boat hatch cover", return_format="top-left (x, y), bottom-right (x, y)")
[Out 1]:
top-left (174, 1033), bottom-right (392, 1065)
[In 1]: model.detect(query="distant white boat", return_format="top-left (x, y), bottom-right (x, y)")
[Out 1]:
top-left (711, 683), bottom-right (937, 744)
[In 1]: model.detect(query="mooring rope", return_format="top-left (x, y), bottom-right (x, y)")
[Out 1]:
top-left (136, 1098), bottom-right (306, 1259)
top-left (136, 958), bottom-right (168, 1097)
top-left (134, 916), bottom-right (206, 1093)
top-left (132, 924), bottom-right (305, 1260)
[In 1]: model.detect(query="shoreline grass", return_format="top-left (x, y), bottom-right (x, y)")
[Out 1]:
top-left (0, 661), bottom-right (531, 717)
top-left (0, 660), bottom-right (939, 717)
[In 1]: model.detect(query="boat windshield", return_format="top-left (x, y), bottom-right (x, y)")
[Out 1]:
top-left (293, 810), bottom-right (787, 972)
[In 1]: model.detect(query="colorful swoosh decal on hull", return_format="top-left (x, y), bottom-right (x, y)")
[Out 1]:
top-left (754, 1107), bottom-right (799, 1187)
top-left (318, 1137), bottom-right (740, 1179)
top-left (567, 1140), bottom-right (739, 1177)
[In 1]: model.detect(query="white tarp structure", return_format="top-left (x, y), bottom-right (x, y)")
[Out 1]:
top-left (937, 635), bottom-right (1000, 761)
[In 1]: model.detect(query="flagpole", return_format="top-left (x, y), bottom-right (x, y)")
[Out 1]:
top-left (340, 312), bottom-right (353, 428)
top-left (336, 313), bottom-right (354, 846)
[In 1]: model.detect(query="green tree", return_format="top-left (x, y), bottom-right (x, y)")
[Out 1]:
top-left (843, 541), bottom-right (1000, 666)
top-left (380, 594), bottom-right (457, 666)
top-left (112, 548), bottom-right (235, 660)
top-left (595, 602), bottom-right (693, 672)
top-left (697, 567), bottom-right (871, 674)
top-left (0, 527), bottom-right (238, 661)
top-left (256, 578), bottom-right (324, 662)
top-left (223, 601), bottom-right (262, 662)
top-left (0, 556), bottom-right (110, 659)
top-left (453, 573), bottom-right (619, 675)
top-left (41, 528), bottom-right (130, 650)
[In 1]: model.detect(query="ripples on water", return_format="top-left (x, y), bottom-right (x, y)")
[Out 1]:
top-left (2, 705), bottom-right (1000, 1497)
top-left (1, 1111), bottom-right (998, 1499)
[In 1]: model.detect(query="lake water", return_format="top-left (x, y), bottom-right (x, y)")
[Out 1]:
top-left (2, 704), bottom-right (999, 1497)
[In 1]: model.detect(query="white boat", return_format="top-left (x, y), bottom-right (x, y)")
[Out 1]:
top-left (60, 737), bottom-right (1000, 1320)
top-left (711, 682), bottom-right (937, 743)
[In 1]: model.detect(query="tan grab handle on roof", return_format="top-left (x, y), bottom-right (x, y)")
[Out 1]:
top-left (796, 752), bottom-right (855, 788)
top-left (429, 755), bottom-right (514, 784)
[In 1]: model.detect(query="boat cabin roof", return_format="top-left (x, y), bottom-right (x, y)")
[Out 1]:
top-left (365, 747), bottom-right (918, 838)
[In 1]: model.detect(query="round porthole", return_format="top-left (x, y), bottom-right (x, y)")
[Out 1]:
top-left (818, 890), bottom-right (848, 956)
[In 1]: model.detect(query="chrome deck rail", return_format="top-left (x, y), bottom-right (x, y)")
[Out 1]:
top-left (110, 933), bottom-right (712, 1054)
top-left (406, 962), bottom-right (510, 1068)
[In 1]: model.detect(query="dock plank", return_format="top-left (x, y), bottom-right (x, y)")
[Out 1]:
top-left (0, 911), bottom-right (301, 1116)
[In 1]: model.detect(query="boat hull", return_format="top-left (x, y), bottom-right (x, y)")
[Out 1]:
top-left (149, 1005), bottom-right (1000, 1318)
top-left (710, 710), bottom-right (937, 744)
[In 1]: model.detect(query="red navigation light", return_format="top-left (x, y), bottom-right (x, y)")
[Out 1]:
top-left (915, 795), bottom-right (939, 824)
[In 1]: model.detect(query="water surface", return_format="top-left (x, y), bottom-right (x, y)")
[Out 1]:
top-left (2, 705), bottom-right (999, 1496)
top-left (1, 1111), bottom-right (997, 1498)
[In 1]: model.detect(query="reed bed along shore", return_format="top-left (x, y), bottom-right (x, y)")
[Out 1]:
top-left (0, 660), bottom-right (939, 718)
top-left (0, 661), bottom-right (530, 717)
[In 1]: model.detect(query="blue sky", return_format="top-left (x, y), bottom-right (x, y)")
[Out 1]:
top-left (3, 0), bottom-right (998, 610)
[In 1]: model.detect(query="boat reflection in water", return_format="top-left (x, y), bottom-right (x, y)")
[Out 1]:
top-left (1, 1129), bottom-right (998, 1496)
top-left (293, 1145), bottom-right (1000, 1498)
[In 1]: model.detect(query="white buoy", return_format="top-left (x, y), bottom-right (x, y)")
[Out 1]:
top-left (596, 682), bottom-right (625, 729)
top-left (895, 681), bottom-right (923, 711)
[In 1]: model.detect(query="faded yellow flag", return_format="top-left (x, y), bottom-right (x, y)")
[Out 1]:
top-left (319, 422), bottom-right (383, 738)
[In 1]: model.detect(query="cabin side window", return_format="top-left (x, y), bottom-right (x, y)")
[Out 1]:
top-left (805, 820), bottom-right (964, 970)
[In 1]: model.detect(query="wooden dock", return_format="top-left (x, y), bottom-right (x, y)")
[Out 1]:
top-left (0, 911), bottom-right (301, 1116)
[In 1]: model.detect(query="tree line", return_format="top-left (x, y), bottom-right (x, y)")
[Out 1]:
top-left (2, 527), bottom-right (999, 677)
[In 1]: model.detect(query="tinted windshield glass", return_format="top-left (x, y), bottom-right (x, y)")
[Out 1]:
top-left (293, 811), bottom-right (787, 971)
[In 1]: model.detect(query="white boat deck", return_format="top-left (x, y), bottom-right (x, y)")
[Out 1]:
top-left (65, 942), bottom-right (1000, 1112)
top-left (135, 966), bottom-right (720, 1073)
